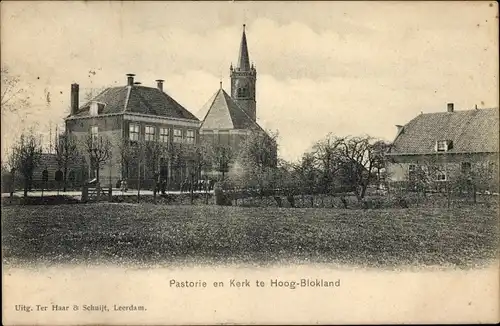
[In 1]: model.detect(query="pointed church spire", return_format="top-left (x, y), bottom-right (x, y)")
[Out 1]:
top-left (237, 24), bottom-right (250, 71)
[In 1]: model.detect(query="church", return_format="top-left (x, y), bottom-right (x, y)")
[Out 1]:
top-left (62, 24), bottom-right (276, 190)
top-left (199, 24), bottom-right (276, 178)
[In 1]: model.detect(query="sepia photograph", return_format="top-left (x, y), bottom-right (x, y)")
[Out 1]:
top-left (1, 1), bottom-right (499, 325)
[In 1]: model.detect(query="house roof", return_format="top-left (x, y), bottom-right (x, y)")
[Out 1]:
top-left (200, 87), bottom-right (264, 131)
top-left (388, 108), bottom-right (499, 155)
top-left (71, 85), bottom-right (199, 121)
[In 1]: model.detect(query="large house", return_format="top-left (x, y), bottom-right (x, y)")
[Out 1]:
top-left (65, 75), bottom-right (200, 189)
top-left (386, 103), bottom-right (499, 191)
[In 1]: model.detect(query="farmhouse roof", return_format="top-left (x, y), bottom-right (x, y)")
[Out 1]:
top-left (71, 85), bottom-right (199, 121)
top-left (388, 108), bottom-right (499, 155)
top-left (200, 88), bottom-right (264, 131)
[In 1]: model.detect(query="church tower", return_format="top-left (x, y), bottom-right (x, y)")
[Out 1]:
top-left (230, 24), bottom-right (257, 121)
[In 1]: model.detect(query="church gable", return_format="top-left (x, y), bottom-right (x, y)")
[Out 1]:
top-left (200, 88), bottom-right (262, 131)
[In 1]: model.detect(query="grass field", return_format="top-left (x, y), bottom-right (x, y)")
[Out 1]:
top-left (2, 203), bottom-right (498, 269)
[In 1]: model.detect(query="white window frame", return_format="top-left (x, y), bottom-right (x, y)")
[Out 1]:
top-left (159, 127), bottom-right (169, 143)
top-left (145, 125), bottom-right (156, 142)
top-left (436, 140), bottom-right (448, 152)
top-left (173, 128), bottom-right (183, 143)
top-left (129, 123), bottom-right (140, 141)
top-left (435, 170), bottom-right (447, 182)
top-left (186, 129), bottom-right (195, 144)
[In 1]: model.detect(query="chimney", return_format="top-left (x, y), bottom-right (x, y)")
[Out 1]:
top-left (126, 73), bottom-right (135, 86)
top-left (70, 83), bottom-right (79, 115)
top-left (396, 125), bottom-right (404, 134)
top-left (447, 102), bottom-right (454, 112)
top-left (156, 79), bottom-right (164, 92)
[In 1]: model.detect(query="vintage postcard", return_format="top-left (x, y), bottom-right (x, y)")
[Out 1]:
top-left (1, 1), bottom-right (499, 325)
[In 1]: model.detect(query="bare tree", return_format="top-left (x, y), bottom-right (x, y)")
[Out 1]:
top-left (54, 131), bottom-right (79, 191)
top-left (186, 142), bottom-right (213, 203)
top-left (1, 66), bottom-right (30, 117)
top-left (83, 133), bottom-right (112, 183)
top-left (311, 134), bottom-right (345, 201)
top-left (83, 86), bottom-right (107, 102)
top-left (117, 139), bottom-right (135, 186)
top-left (295, 153), bottom-right (319, 207)
top-left (143, 140), bottom-right (169, 202)
top-left (211, 144), bottom-right (233, 182)
top-left (9, 130), bottom-right (43, 198)
top-left (335, 135), bottom-right (387, 202)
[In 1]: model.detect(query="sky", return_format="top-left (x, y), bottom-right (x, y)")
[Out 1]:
top-left (1, 1), bottom-right (498, 162)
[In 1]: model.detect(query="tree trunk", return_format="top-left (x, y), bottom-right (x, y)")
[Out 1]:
top-left (63, 166), bottom-right (68, 192)
top-left (447, 182), bottom-right (451, 208)
top-left (23, 177), bottom-right (29, 198)
top-left (473, 184), bottom-right (477, 204)
top-left (137, 161), bottom-right (141, 203)
top-left (190, 176), bottom-right (194, 205)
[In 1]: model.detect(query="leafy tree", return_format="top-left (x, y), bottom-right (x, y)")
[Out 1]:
top-left (237, 130), bottom-right (279, 196)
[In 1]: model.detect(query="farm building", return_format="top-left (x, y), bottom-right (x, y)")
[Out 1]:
top-left (386, 104), bottom-right (499, 192)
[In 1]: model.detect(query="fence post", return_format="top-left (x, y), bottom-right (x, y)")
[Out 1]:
top-left (96, 183), bottom-right (101, 201)
top-left (82, 185), bottom-right (88, 203)
top-left (108, 186), bottom-right (112, 202)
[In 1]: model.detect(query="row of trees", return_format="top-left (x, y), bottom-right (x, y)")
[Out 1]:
top-left (218, 134), bottom-right (391, 206)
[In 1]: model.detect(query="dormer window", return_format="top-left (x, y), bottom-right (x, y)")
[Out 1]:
top-left (435, 140), bottom-right (453, 152)
top-left (90, 102), bottom-right (98, 116)
top-left (89, 101), bottom-right (105, 116)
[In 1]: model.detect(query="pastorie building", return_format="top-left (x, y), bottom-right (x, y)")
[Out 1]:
top-left (65, 75), bottom-right (200, 189)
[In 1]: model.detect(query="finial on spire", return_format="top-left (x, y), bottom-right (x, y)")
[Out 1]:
top-left (220, 80), bottom-right (223, 89)
top-left (237, 23), bottom-right (250, 70)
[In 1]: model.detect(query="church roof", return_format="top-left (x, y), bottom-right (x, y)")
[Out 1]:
top-left (388, 108), bottom-right (499, 155)
top-left (71, 85), bottom-right (199, 121)
top-left (200, 88), bottom-right (263, 131)
top-left (236, 24), bottom-right (251, 71)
